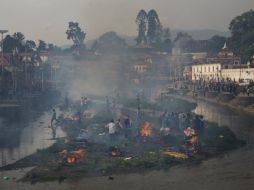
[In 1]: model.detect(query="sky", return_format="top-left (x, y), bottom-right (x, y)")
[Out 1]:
top-left (0, 0), bottom-right (253, 46)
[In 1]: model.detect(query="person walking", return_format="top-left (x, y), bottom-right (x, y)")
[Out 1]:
top-left (105, 119), bottom-right (116, 141)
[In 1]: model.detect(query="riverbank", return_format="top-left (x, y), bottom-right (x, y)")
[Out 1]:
top-left (0, 89), bottom-right (66, 168)
top-left (0, 96), bottom-right (244, 184)
top-left (171, 90), bottom-right (254, 117)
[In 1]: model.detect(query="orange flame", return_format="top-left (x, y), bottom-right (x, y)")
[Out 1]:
top-left (67, 155), bottom-right (76, 164)
top-left (66, 149), bottom-right (86, 165)
top-left (111, 151), bottom-right (118, 157)
top-left (140, 122), bottom-right (152, 137)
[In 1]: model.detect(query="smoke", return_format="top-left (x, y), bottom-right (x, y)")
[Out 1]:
top-left (59, 55), bottom-right (122, 101)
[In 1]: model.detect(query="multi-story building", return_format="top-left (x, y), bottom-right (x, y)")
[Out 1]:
top-left (191, 43), bottom-right (246, 82)
top-left (192, 63), bottom-right (221, 81)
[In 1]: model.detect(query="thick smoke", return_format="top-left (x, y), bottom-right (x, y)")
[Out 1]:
top-left (60, 55), bottom-right (122, 101)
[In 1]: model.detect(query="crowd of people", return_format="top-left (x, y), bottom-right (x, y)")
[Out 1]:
top-left (193, 80), bottom-right (238, 95)
top-left (104, 116), bottom-right (132, 141)
top-left (159, 111), bottom-right (205, 136)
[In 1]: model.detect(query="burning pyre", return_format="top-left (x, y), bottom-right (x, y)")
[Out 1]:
top-left (66, 149), bottom-right (86, 165)
top-left (109, 146), bottom-right (121, 157)
top-left (140, 122), bottom-right (152, 137)
top-left (162, 151), bottom-right (189, 160)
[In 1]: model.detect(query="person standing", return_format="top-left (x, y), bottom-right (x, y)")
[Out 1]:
top-left (115, 119), bottom-right (123, 135)
top-left (105, 119), bottom-right (116, 141)
top-left (136, 107), bottom-right (142, 125)
top-left (51, 109), bottom-right (57, 126)
top-left (51, 109), bottom-right (57, 139)
top-left (124, 116), bottom-right (132, 138)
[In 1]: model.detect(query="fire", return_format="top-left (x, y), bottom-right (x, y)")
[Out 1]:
top-left (67, 155), bottom-right (76, 164)
top-left (140, 122), bottom-right (152, 137)
top-left (162, 151), bottom-right (188, 160)
top-left (66, 149), bottom-right (86, 165)
top-left (111, 151), bottom-right (118, 157)
top-left (189, 135), bottom-right (198, 145)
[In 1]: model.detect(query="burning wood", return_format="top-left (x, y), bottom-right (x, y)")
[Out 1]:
top-left (162, 151), bottom-right (189, 160)
top-left (66, 155), bottom-right (76, 165)
top-left (111, 151), bottom-right (119, 157)
top-left (66, 149), bottom-right (86, 165)
top-left (109, 146), bottom-right (121, 157)
top-left (140, 122), bottom-right (152, 137)
top-left (123, 157), bottom-right (132, 161)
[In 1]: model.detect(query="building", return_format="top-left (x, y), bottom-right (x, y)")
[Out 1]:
top-left (206, 42), bottom-right (241, 69)
top-left (190, 43), bottom-right (246, 82)
top-left (221, 67), bottom-right (254, 82)
top-left (133, 57), bottom-right (152, 73)
top-left (192, 63), bottom-right (221, 81)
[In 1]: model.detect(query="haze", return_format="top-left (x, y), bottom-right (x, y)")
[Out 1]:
top-left (1, 0), bottom-right (253, 45)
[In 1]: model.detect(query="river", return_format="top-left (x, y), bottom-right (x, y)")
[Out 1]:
top-left (0, 110), bottom-right (66, 167)
top-left (0, 99), bottom-right (254, 190)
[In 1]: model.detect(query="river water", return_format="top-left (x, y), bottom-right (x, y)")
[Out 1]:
top-left (0, 110), bottom-right (66, 167)
top-left (0, 100), bottom-right (254, 190)
top-left (193, 100), bottom-right (254, 146)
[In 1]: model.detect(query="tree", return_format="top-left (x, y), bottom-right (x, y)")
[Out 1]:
top-left (155, 23), bottom-right (163, 43)
top-left (147, 10), bottom-right (160, 44)
top-left (136, 10), bottom-right (148, 45)
top-left (3, 35), bottom-right (16, 53)
top-left (207, 35), bottom-right (227, 53)
top-left (13, 32), bottom-right (25, 52)
top-left (66, 22), bottom-right (86, 50)
top-left (163, 28), bottom-right (171, 43)
top-left (47, 43), bottom-right (62, 54)
top-left (25, 40), bottom-right (36, 52)
top-left (37, 40), bottom-right (47, 52)
top-left (229, 10), bottom-right (254, 61)
top-left (153, 27), bottom-right (172, 53)
top-left (91, 40), bottom-right (98, 51)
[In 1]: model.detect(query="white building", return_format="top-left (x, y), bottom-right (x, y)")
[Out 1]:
top-left (221, 68), bottom-right (254, 82)
top-left (192, 64), bottom-right (254, 82)
top-left (192, 63), bottom-right (221, 81)
top-left (133, 64), bottom-right (148, 73)
top-left (190, 43), bottom-right (249, 82)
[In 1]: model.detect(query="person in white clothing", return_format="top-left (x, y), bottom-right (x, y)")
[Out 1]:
top-left (105, 119), bottom-right (116, 140)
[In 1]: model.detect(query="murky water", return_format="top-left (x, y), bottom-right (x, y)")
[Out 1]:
top-left (193, 100), bottom-right (254, 146)
top-left (0, 111), bottom-right (66, 167)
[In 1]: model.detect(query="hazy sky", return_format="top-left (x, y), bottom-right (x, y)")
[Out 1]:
top-left (0, 0), bottom-right (253, 45)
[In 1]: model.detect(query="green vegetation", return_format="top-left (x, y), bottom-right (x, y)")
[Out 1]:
top-left (229, 10), bottom-right (254, 61)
